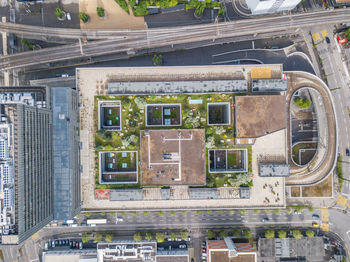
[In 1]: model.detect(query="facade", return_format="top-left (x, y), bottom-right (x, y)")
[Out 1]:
top-left (245, 0), bottom-right (301, 15)
top-left (52, 87), bottom-right (81, 220)
top-left (0, 87), bottom-right (53, 244)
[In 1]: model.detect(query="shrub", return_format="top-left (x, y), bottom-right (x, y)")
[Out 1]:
top-left (79, 12), bottom-right (89, 23)
top-left (265, 229), bottom-right (275, 239)
top-left (21, 39), bottom-right (34, 50)
top-left (97, 7), bottom-right (105, 17)
top-left (294, 97), bottom-right (311, 109)
top-left (55, 7), bottom-right (65, 19)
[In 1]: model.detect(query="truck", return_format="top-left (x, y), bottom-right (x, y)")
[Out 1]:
top-left (86, 219), bottom-right (107, 225)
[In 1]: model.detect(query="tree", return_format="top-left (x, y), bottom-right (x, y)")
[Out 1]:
top-left (294, 97), bottom-right (311, 109)
top-left (207, 230), bottom-right (215, 239)
top-left (97, 7), bottom-right (105, 17)
top-left (21, 39), bottom-right (34, 50)
top-left (144, 211), bottom-right (150, 216)
top-left (265, 229), bottom-right (275, 239)
top-left (55, 7), bottom-right (65, 19)
top-left (94, 232), bottom-right (103, 242)
top-left (101, 212), bottom-right (106, 216)
top-left (82, 233), bottom-right (91, 243)
top-left (292, 229), bottom-right (303, 239)
top-left (253, 209), bottom-right (261, 214)
top-left (196, 210), bottom-right (202, 215)
top-left (170, 231), bottom-right (177, 241)
top-left (180, 230), bottom-right (188, 240)
top-left (229, 210), bottom-right (235, 215)
top-left (219, 230), bottom-right (228, 239)
top-left (295, 206), bottom-right (304, 213)
top-left (152, 54), bottom-right (163, 66)
top-left (278, 229), bottom-right (287, 238)
top-left (158, 211), bottom-right (164, 216)
top-left (134, 232), bottom-right (142, 241)
top-left (243, 229), bottom-right (251, 238)
top-left (170, 211), bottom-right (175, 217)
top-left (132, 211), bottom-right (137, 217)
top-left (308, 206), bottom-right (314, 212)
top-left (286, 207), bottom-right (293, 215)
top-left (346, 28), bottom-right (350, 41)
top-left (207, 210), bottom-right (212, 214)
top-left (79, 12), bottom-right (89, 23)
top-left (228, 173), bottom-right (253, 187)
top-left (233, 230), bottom-right (240, 238)
top-left (109, 212), bottom-right (115, 216)
top-left (305, 229), bottom-right (315, 237)
top-left (120, 211), bottom-right (126, 216)
top-left (239, 209), bottom-right (246, 215)
top-left (182, 210), bottom-right (187, 215)
top-left (156, 232), bottom-right (165, 243)
top-left (217, 210), bottom-right (223, 214)
top-left (105, 233), bottom-right (113, 242)
top-left (85, 212), bottom-right (91, 217)
top-left (145, 232), bottom-right (153, 241)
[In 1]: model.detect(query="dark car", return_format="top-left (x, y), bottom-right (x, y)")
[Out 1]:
top-left (202, 241), bottom-right (206, 248)
top-left (325, 37), bottom-right (330, 44)
top-left (55, 240), bottom-right (59, 246)
top-left (346, 148), bottom-right (350, 156)
top-left (70, 241), bottom-right (74, 248)
top-left (312, 214), bottom-right (320, 219)
top-left (262, 217), bottom-right (269, 222)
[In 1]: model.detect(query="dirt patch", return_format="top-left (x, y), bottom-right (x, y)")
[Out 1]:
top-left (301, 175), bottom-right (332, 197)
top-left (140, 129), bottom-right (205, 186)
top-left (290, 186), bottom-right (301, 197)
top-left (79, 0), bottom-right (146, 29)
top-left (235, 95), bottom-right (286, 138)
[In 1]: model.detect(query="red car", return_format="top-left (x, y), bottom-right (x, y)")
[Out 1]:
top-left (75, 242), bottom-right (79, 249)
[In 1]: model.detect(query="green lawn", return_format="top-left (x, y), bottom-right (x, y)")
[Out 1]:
top-left (227, 152), bottom-right (237, 167)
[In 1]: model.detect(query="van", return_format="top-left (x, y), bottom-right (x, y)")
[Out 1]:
top-left (71, 224), bottom-right (78, 227)
top-left (90, 224), bottom-right (96, 227)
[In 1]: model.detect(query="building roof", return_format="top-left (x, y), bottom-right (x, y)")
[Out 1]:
top-left (252, 79), bottom-right (288, 92)
top-left (189, 188), bottom-right (218, 199)
top-left (108, 80), bottom-right (248, 94)
top-left (235, 95), bottom-right (286, 138)
top-left (259, 163), bottom-right (290, 177)
top-left (110, 189), bottom-right (143, 201)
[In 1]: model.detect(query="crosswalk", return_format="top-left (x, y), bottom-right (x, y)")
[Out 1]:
top-left (321, 207), bottom-right (329, 232)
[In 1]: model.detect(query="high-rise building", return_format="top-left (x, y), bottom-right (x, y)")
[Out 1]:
top-left (0, 86), bottom-right (53, 244)
top-left (52, 87), bottom-right (81, 220)
top-left (245, 0), bottom-right (301, 15)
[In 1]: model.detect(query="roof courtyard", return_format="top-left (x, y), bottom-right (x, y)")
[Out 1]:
top-left (77, 65), bottom-right (288, 210)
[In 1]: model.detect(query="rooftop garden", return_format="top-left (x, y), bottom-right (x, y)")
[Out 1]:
top-left (94, 93), bottom-right (252, 189)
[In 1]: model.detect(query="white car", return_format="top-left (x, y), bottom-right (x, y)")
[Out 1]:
top-left (66, 13), bottom-right (71, 21)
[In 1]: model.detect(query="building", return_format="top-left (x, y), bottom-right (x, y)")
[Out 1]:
top-left (207, 238), bottom-right (257, 262)
top-left (245, 0), bottom-right (301, 15)
top-left (52, 87), bottom-right (81, 220)
top-left (0, 87), bottom-right (53, 244)
top-left (258, 237), bottom-right (325, 261)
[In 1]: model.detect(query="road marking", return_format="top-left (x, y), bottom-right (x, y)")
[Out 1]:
top-left (337, 196), bottom-right (348, 207)
top-left (321, 223), bottom-right (329, 231)
top-left (321, 29), bottom-right (328, 37)
top-left (312, 33), bottom-right (320, 42)
top-left (321, 207), bottom-right (329, 222)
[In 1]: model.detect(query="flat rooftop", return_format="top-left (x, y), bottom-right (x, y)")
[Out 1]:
top-left (140, 129), bottom-right (205, 186)
top-left (235, 95), bottom-right (286, 138)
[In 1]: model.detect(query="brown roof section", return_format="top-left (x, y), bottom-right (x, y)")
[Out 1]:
top-left (140, 129), bottom-right (206, 186)
top-left (235, 95), bottom-right (286, 138)
top-left (336, 0), bottom-right (350, 3)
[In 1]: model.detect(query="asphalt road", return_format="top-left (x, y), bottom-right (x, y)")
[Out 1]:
top-left (1, 9), bottom-right (350, 69)
top-left (310, 24), bottom-right (350, 195)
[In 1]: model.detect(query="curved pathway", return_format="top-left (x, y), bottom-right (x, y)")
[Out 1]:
top-left (285, 71), bottom-right (337, 186)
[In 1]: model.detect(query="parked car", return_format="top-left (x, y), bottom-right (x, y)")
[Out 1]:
top-left (202, 248), bottom-right (206, 253)
top-left (294, 211), bottom-right (302, 215)
top-left (175, 238), bottom-right (182, 241)
top-left (261, 217), bottom-right (269, 222)
top-left (55, 240), bottom-right (59, 246)
top-left (75, 242), bottom-right (79, 249)
top-left (51, 240), bottom-right (55, 248)
top-left (44, 242), bottom-right (49, 250)
top-left (70, 241), bottom-right (74, 248)
top-left (202, 241), bottom-right (206, 248)
top-left (66, 12), bottom-right (71, 21)
top-left (179, 244), bottom-right (187, 249)
top-left (312, 222), bottom-right (319, 228)
top-left (79, 242), bottom-right (83, 249)
top-left (346, 148), bottom-right (350, 156)
top-left (312, 214), bottom-right (320, 219)
top-left (325, 36), bottom-right (330, 44)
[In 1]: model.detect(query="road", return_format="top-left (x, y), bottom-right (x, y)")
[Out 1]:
top-left (0, 9), bottom-right (350, 70)
top-left (310, 25), bottom-right (350, 195)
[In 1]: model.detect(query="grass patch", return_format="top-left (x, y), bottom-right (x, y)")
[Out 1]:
top-left (294, 97), bottom-right (312, 109)
top-left (337, 155), bottom-right (343, 191)
top-left (115, 0), bottom-right (129, 14)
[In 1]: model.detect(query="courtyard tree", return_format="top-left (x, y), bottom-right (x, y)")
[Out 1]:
top-left (292, 229), bottom-right (303, 239)
top-left (134, 232), bottom-right (142, 241)
top-left (156, 232), bottom-right (165, 243)
top-left (79, 12), bottom-right (89, 23)
top-left (278, 229), bottom-right (287, 238)
top-left (265, 229), bottom-right (275, 239)
top-left (346, 28), bottom-right (350, 41)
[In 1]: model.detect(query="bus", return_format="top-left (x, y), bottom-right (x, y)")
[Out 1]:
top-left (86, 219), bottom-right (107, 225)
